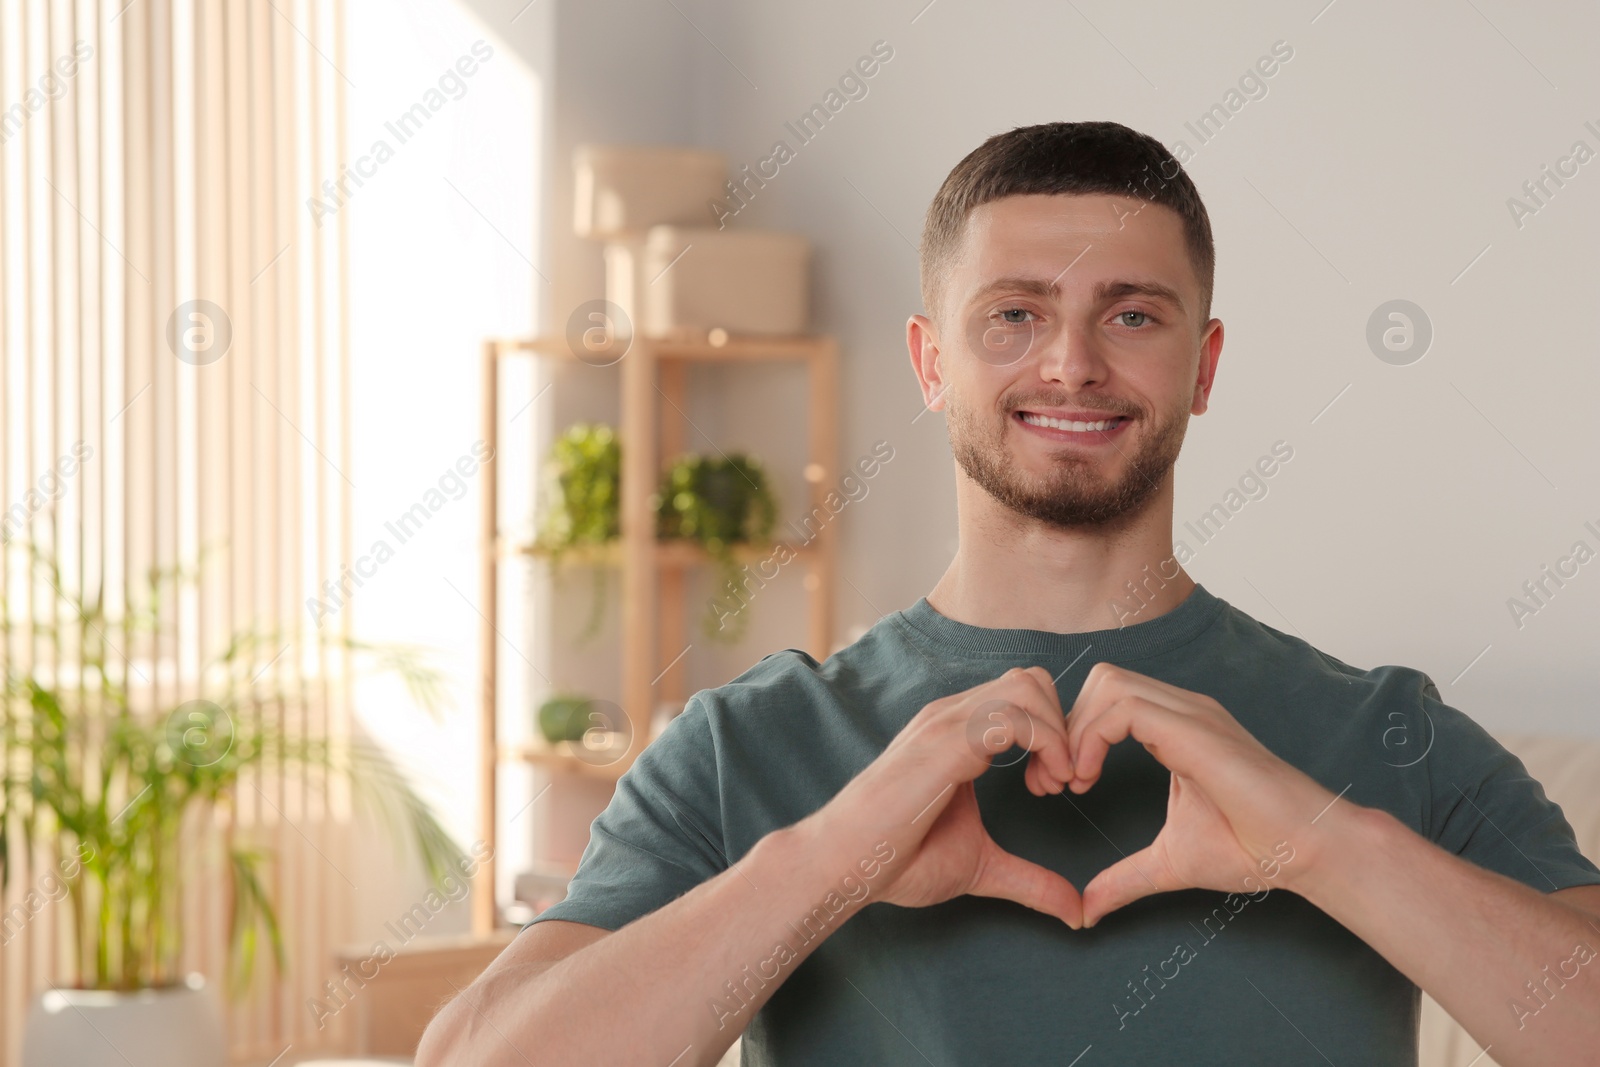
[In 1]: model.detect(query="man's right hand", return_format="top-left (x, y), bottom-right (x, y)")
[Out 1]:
top-left (810, 665), bottom-right (1084, 928)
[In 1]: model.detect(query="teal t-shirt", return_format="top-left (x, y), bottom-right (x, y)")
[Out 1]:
top-left (527, 583), bottom-right (1600, 1065)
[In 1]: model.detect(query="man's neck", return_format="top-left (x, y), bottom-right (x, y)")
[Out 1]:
top-left (925, 482), bottom-right (1194, 635)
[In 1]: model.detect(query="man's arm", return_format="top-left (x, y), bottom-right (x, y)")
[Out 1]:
top-left (1289, 805), bottom-right (1600, 1064)
top-left (1060, 662), bottom-right (1600, 1067)
top-left (415, 816), bottom-right (878, 1067)
top-left (417, 666), bottom-right (1084, 1065)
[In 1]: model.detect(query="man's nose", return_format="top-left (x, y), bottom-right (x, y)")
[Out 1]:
top-left (1031, 322), bottom-right (1108, 388)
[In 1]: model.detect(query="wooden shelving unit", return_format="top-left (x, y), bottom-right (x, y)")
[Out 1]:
top-left (472, 331), bottom-right (839, 932)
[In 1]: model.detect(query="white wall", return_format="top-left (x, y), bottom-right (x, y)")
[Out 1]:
top-left (342, 0), bottom-right (712, 923)
top-left (342, 0), bottom-right (541, 937)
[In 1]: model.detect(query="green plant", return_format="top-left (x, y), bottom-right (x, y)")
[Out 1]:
top-left (0, 547), bottom-right (466, 995)
top-left (654, 453), bottom-right (777, 643)
top-left (536, 692), bottom-right (595, 743)
top-left (534, 423), bottom-right (622, 642)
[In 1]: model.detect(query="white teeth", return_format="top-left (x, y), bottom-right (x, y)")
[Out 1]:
top-left (1019, 412), bottom-right (1121, 433)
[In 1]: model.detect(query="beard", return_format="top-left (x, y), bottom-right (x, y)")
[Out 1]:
top-left (946, 387), bottom-right (1188, 532)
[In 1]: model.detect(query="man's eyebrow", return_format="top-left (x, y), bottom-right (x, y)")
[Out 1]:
top-left (967, 276), bottom-right (1058, 304)
top-left (966, 276), bottom-right (1186, 313)
top-left (1093, 279), bottom-right (1186, 313)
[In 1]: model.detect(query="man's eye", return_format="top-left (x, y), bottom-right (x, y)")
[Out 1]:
top-left (997, 308), bottom-right (1033, 325)
top-left (1116, 310), bottom-right (1151, 328)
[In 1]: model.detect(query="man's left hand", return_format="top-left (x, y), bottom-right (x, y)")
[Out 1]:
top-left (1061, 662), bottom-right (1347, 927)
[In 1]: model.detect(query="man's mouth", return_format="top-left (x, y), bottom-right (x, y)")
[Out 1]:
top-left (1013, 410), bottom-right (1131, 434)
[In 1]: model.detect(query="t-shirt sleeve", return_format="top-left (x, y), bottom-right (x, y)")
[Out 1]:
top-left (525, 693), bottom-right (729, 931)
top-left (1420, 677), bottom-right (1600, 893)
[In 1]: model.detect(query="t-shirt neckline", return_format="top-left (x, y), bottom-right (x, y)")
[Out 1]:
top-left (895, 581), bottom-right (1224, 661)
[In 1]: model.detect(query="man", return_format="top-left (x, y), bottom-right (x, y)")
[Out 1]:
top-left (418, 121), bottom-right (1600, 1066)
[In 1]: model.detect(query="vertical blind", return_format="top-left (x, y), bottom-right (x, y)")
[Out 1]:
top-left (1, 0), bottom-right (354, 1061)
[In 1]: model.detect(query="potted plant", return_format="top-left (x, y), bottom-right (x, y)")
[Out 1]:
top-left (655, 452), bottom-right (778, 643)
top-left (1, 550), bottom-right (467, 1067)
top-left (533, 427), bottom-right (780, 644)
top-left (533, 422), bottom-right (622, 641)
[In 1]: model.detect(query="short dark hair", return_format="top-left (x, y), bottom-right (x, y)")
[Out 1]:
top-left (919, 120), bottom-right (1214, 327)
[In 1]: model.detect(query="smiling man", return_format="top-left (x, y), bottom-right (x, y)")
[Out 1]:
top-left (417, 121), bottom-right (1600, 1067)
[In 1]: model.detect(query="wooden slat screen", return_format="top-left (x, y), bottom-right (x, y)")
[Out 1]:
top-left (0, 0), bottom-right (355, 1061)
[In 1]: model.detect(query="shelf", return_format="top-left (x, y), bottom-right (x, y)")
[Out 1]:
top-left (474, 321), bottom-right (838, 935)
top-left (501, 737), bottom-right (638, 781)
top-left (489, 332), bottom-right (832, 363)
top-left (502, 537), bottom-right (819, 567)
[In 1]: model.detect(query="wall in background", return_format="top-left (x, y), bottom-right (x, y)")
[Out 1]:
top-left (343, 0), bottom-right (540, 933)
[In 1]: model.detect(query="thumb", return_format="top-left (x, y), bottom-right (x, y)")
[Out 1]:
top-left (969, 838), bottom-right (1084, 929)
top-left (1081, 844), bottom-right (1176, 928)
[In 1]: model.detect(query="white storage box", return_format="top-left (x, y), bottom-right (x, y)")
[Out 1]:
top-left (640, 226), bottom-right (810, 337)
top-left (574, 144), bottom-right (727, 237)
top-left (602, 238), bottom-right (645, 338)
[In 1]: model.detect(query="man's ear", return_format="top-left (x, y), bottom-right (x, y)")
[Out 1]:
top-left (907, 313), bottom-right (949, 412)
top-left (1190, 317), bottom-right (1224, 417)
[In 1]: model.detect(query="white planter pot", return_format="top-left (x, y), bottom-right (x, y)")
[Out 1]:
top-left (22, 972), bottom-right (225, 1067)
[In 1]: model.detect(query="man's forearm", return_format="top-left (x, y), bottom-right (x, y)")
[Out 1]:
top-left (1294, 803), bottom-right (1600, 1065)
top-left (427, 814), bottom-right (898, 1066)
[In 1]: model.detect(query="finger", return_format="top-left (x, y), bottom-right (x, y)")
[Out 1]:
top-left (969, 836), bottom-right (1084, 929)
top-left (1080, 842), bottom-right (1176, 928)
top-left (1066, 670), bottom-right (1197, 786)
top-left (1025, 752), bottom-right (1065, 796)
top-left (1070, 693), bottom-right (1186, 792)
top-left (963, 669), bottom-right (1074, 784)
top-left (1012, 667), bottom-right (1075, 781)
top-left (1022, 665), bottom-right (1067, 717)
top-left (1065, 665), bottom-right (1174, 759)
top-left (1064, 664), bottom-right (1126, 776)
top-left (988, 696), bottom-right (1072, 786)
top-left (1066, 665), bottom-right (1230, 765)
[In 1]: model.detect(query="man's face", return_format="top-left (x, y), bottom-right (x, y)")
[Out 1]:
top-left (910, 192), bottom-right (1221, 532)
